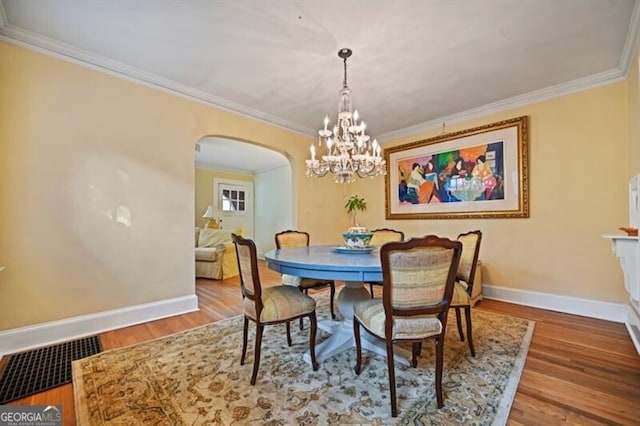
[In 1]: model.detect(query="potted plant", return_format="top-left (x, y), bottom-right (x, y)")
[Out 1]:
top-left (345, 195), bottom-right (367, 227)
top-left (343, 195), bottom-right (373, 248)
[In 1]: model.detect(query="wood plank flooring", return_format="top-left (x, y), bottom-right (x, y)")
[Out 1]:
top-left (2, 262), bottom-right (639, 425)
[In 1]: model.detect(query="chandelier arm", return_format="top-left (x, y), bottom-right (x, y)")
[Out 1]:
top-left (329, 162), bottom-right (343, 174)
top-left (307, 166), bottom-right (330, 178)
top-left (355, 163), bottom-right (372, 176)
top-left (355, 170), bottom-right (371, 179)
top-left (356, 165), bottom-right (384, 179)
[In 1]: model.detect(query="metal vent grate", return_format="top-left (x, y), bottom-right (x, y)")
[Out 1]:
top-left (0, 335), bottom-right (102, 404)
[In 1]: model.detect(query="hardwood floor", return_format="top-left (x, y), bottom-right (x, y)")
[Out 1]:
top-left (3, 261), bottom-right (639, 425)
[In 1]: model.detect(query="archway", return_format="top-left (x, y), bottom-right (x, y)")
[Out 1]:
top-left (194, 136), bottom-right (293, 257)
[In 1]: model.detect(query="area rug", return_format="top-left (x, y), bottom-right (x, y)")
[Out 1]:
top-left (73, 295), bottom-right (534, 425)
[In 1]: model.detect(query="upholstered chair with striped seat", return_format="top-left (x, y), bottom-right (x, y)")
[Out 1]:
top-left (275, 230), bottom-right (336, 326)
top-left (353, 235), bottom-right (462, 417)
top-left (449, 230), bottom-right (483, 357)
top-left (366, 228), bottom-right (405, 298)
top-left (232, 234), bottom-right (319, 385)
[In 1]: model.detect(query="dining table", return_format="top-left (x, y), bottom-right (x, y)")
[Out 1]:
top-left (264, 245), bottom-right (411, 365)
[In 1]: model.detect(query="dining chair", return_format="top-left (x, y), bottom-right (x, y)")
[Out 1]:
top-left (353, 235), bottom-right (462, 417)
top-left (449, 230), bottom-right (483, 357)
top-left (232, 233), bottom-right (319, 385)
top-left (366, 228), bottom-right (405, 298)
top-left (275, 230), bottom-right (336, 326)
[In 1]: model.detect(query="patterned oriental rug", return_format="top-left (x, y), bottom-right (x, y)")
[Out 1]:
top-left (73, 295), bottom-right (534, 425)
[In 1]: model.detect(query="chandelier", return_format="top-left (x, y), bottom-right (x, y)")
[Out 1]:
top-left (305, 48), bottom-right (386, 184)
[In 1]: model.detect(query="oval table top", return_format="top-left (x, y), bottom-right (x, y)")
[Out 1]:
top-left (264, 245), bottom-right (382, 282)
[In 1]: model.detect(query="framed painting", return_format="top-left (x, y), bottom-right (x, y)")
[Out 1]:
top-left (385, 116), bottom-right (529, 219)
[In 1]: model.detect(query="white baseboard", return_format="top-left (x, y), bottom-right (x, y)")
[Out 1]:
top-left (483, 285), bottom-right (640, 354)
top-left (0, 295), bottom-right (199, 358)
top-left (626, 301), bottom-right (640, 355)
top-left (483, 285), bottom-right (628, 323)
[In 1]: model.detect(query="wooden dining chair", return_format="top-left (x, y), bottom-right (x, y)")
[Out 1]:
top-left (232, 234), bottom-right (319, 385)
top-left (366, 228), bottom-right (405, 298)
top-left (275, 230), bottom-right (336, 326)
top-left (449, 230), bottom-right (483, 357)
top-left (353, 235), bottom-right (462, 417)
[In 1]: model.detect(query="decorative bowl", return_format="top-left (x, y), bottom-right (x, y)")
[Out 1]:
top-left (619, 227), bottom-right (639, 236)
top-left (342, 227), bottom-right (374, 248)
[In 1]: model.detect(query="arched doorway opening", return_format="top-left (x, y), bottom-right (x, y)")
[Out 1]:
top-left (194, 136), bottom-right (293, 257)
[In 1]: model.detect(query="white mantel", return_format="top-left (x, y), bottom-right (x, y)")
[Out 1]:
top-left (602, 174), bottom-right (640, 354)
top-left (603, 235), bottom-right (640, 355)
top-left (602, 235), bottom-right (640, 300)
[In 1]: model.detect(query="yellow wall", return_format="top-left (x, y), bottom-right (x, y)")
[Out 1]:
top-left (0, 39), bottom-right (633, 331)
top-left (354, 83), bottom-right (629, 303)
top-left (0, 41), bottom-right (342, 330)
top-left (628, 46), bottom-right (640, 177)
top-left (194, 167), bottom-right (253, 228)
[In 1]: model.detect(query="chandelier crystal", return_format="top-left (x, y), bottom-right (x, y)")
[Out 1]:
top-left (305, 48), bottom-right (386, 184)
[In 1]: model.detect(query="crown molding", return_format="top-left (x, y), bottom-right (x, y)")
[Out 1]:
top-left (1, 8), bottom-right (636, 144)
top-left (620, 0), bottom-right (640, 75)
top-left (378, 4), bottom-right (640, 143)
top-left (0, 1), bottom-right (7, 27)
top-left (0, 23), bottom-right (316, 138)
top-left (377, 68), bottom-right (626, 142)
top-left (195, 161), bottom-right (255, 176)
top-left (254, 163), bottom-right (290, 175)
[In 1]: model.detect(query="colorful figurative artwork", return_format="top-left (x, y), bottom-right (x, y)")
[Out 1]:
top-left (396, 141), bottom-right (504, 205)
top-left (385, 116), bottom-right (529, 219)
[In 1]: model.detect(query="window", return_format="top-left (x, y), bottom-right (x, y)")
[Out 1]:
top-left (221, 189), bottom-right (246, 212)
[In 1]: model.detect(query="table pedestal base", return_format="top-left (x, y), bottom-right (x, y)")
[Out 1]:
top-left (302, 320), bottom-right (411, 366)
top-left (303, 281), bottom-right (410, 366)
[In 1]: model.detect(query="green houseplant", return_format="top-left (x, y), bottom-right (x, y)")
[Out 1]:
top-left (344, 195), bottom-right (367, 227)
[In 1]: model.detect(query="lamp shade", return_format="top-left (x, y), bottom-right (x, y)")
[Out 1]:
top-left (203, 206), bottom-right (216, 219)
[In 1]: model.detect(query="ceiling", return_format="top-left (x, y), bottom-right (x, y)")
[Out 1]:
top-left (1, 0), bottom-right (638, 171)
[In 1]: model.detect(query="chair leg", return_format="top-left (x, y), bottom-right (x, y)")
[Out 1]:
top-left (386, 340), bottom-right (398, 417)
top-left (369, 283), bottom-right (375, 298)
top-left (353, 318), bottom-right (362, 375)
top-left (435, 337), bottom-right (444, 408)
top-left (308, 312), bottom-right (319, 371)
top-left (298, 287), bottom-right (306, 330)
top-left (240, 316), bottom-right (249, 365)
top-left (465, 306), bottom-right (475, 357)
top-left (286, 321), bottom-right (292, 347)
top-left (250, 324), bottom-right (264, 385)
top-left (411, 342), bottom-right (420, 367)
top-left (455, 307), bottom-right (465, 341)
top-left (329, 282), bottom-right (336, 319)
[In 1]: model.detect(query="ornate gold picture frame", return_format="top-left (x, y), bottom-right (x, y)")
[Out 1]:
top-left (385, 116), bottom-right (529, 219)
